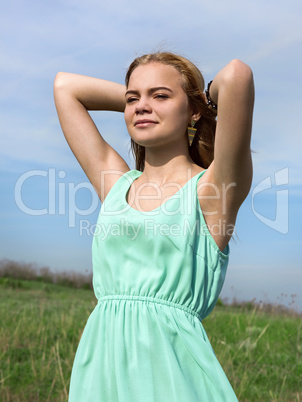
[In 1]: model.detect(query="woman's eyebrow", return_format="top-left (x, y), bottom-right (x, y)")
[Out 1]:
top-left (149, 86), bottom-right (173, 94)
top-left (125, 90), bottom-right (139, 97)
top-left (125, 86), bottom-right (173, 97)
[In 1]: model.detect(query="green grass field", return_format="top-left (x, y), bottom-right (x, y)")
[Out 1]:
top-left (0, 278), bottom-right (301, 401)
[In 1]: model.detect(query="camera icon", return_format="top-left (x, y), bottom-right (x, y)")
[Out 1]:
top-left (252, 167), bottom-right (289, 234)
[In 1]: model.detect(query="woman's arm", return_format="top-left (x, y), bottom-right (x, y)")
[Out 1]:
top-left (207, 59), bottom-right (255, 208)
top-left (53, 73), bottom-right (130, 202)
top-left (54, 72), bottom-right (126, 111)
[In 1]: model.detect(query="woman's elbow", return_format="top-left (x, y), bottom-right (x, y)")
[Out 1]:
top-left (228, 59), bottom-right (253, 82)
top-left (54, 72), bottom-right (69, 92)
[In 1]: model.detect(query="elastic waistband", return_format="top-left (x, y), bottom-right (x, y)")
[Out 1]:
top-left (97, 294), bottom-right (202, 321)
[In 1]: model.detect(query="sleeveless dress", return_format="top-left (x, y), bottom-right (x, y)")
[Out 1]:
top-left (68, 169), bottom-right (238, 402)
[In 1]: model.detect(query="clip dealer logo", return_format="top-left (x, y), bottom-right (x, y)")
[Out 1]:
top-left (251, 167), bottom-right (289, 234)
top-left (14, 167), bottom-right (289, 234)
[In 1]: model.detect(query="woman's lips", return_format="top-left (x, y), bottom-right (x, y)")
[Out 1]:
top-left (134, 120), bottom-right (158, 127)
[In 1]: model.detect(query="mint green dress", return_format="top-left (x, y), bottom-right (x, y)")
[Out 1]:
top-left (68, 169), bottom-right (238, 401)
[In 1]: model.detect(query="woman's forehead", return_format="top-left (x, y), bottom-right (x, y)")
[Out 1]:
top-left (128, 62), bottom-right (183, 89)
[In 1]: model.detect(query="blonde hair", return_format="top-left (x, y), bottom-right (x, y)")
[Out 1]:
top-left (125, 52), bottom-right (217, 171)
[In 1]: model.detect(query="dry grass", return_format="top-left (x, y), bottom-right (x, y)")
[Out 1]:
top-left (0, 259), bottom-right (92, 290)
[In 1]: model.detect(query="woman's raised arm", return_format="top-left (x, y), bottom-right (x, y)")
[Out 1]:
top-left (206, 59), bottom-right (255, 209)
top-left (53, 73), bottom-right (130, 202)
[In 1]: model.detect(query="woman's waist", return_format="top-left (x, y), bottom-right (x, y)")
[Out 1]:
top-left (96, 293), bottom-right (203, 322)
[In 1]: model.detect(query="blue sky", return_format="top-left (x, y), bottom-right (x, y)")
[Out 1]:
top-left (1, 0), bottom-right (301, 311)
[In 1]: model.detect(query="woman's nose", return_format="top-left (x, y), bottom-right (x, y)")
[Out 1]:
top-left (135, 97), bottom-right (152, 114)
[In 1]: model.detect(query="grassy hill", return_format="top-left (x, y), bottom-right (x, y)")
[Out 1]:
top-left (0, 276), bottom-right (301, 401)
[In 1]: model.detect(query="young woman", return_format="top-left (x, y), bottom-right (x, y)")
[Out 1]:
top-left (54, 52), bottom-right (254, 401)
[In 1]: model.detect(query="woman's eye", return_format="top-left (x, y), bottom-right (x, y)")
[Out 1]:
top-left (126, 97), bottom-right (138, 104)
top-left (155, 94), bottom-right (168, 99)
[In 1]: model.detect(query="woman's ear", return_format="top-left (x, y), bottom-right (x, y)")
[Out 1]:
top-left (191, 111), bottom-right (202, 123)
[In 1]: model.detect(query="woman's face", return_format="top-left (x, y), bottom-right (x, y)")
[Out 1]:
top-left (124, 62), bottom-right (192, 147)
